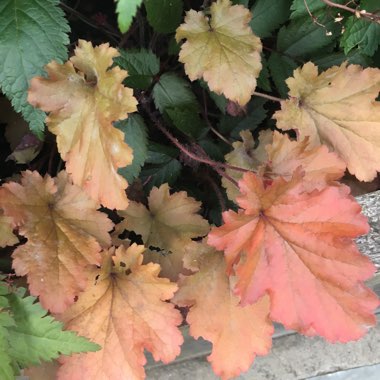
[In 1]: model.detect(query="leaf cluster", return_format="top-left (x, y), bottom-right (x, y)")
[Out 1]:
top-left (0, 0), bottom-right (380, 379)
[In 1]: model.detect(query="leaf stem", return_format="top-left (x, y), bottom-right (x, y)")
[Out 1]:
top-left (320, 0), bottom-right (380, 24)
top-left (252, 91), bottom-right (283, 103)
top-left (141, 103), bottom-right (248, 186)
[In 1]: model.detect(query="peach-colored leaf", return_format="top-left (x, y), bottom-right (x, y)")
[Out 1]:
top-left (176, 0), bottom-right (262, 106)
top-left (116, 184), bottom-right (210, 280)
top-left (208, 171), bottom-right (379, 342)
top-left (28, 40), bottom-right (137, 209)
top-left (263, 131), bottom-right (346, 189)
top-left (173, 244), bottom-right (272, 380)
top-left (274, 62), bottom-right (380, 181)
top-left (0, 171), bottom-right (112, 313)
top-left (57, 244), bottom-right (183, 380)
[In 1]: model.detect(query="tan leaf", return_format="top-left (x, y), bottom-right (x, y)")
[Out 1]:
top-left (116, 184), bottom-right (210, 280)
top-left (57, 244), bottom-right (183, 380)
top-left (263, 131), bottom-right (346, 189)
top-left (173, 245), bottom-right (273, 380)
top-left (274, 62), bottom-right (380, 181)
top-left (0, 212), bottom-right (18, 248)
top-left (176, 0), bottom-right (262, 106)
top-left (28, 40), bottom-right (137, 209)
top-left (222, 130), bottom-right (271, 201)
top-left (0, 171), bottom-right (113, 313)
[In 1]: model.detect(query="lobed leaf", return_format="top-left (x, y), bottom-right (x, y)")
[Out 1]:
top-left (0, 171), bottom-right (113, 313)
top-left (28, 40), bottom-right (137, 209)
top-left (176, 0), bottom-right (262, 106)
top-left (173, 244), bottom-right (273, 380)
top-left (116, 184), bottom-right (210, 280)
top-left (208, 172), bottom-right (379, 342)
top-left (57, 244), bottom-right (183, 380)
top-left (274, 62), bottom-right (380, 181)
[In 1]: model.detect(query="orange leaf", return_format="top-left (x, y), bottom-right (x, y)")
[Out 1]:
top-left (176, 0), bottom-right (262, 106)
top-left (117, 184), bottom-right (210, 280)
top-left (173, 244), bottom-right (273, 380)
top-left (57, 244), bottom-right (183, 380)
top-left (28, 40), bottom-right (137, 209)
top-left (274, 62), bottom-right (380, 181)
top-left (208, 171), bottom-right (379, 342)
top-left (0, 171), bottom-right (112, 313)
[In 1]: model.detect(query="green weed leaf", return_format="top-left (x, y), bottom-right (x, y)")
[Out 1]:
top-left (0, 0), bottom-right (69, 138)
top-left (144, 0), bottom-right (183, 34)
top-left (115, 0), bottom-right (143, 33)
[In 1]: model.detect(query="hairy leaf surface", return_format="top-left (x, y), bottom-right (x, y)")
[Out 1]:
top-left (28, 40), bottom-right (137, 209)
top-left (208, 172), bottom-right (379, 342)
top-left (57, 244), bottom-right (183, 380)
top-left (274, 62), bottom-right (380, 181)
top-left (176, 0), bottom-right (262, 105)
top-left (0, 171), bottom-right (113, 313)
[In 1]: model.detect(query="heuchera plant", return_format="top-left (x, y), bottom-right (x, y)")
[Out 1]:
top-left (0, 0), bottom-right (380, 379)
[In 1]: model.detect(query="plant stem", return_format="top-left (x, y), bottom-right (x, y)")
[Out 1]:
top-left (320, 0), bottom-right (380, 23)
top-left (141, 103), bottom-right (248, 186)
top-left (252, 91), bottom-right (283, 103)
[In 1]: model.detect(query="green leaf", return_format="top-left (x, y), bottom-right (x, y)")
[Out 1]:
top-left (141, 143), bottom-right (181, 190)
top-left (268, 52), bottom-right (297, 98)
top-left (114, 48), bottom-right (160, 89)
top-left (218, 98), bottom-right (268, 138)
top-left (290, 0), bottom-right (344, 19)
top-left (0, 0), bottom-right (70, 138)
top-left (153, 73), bottom-right (198, 113)
top-left (166, 107), bottom-right (206, 138)
top-left (257, 55), bottom-right (271, 92)
top-left (144, 0), bottom-right (183, 34)
top-left (250, 0), bottom-right (292, 38)
top-left (313, 49), bottom-right (372, 69)
top-left (277, 12), bottom-right (341, 58)
top-left (116, 115), bottom-right (148, 183)
top-left (0, 325), bottom-right (13, 380)
top-left (6, 293), bottom-right (100, 367)
top-left (115, 0), bottom-right (143, 33)
top-left (340, 0), bottom-right (380, 56)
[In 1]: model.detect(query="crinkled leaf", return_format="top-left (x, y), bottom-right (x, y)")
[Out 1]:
top-left (250, 0), bottom-right (291, 38)
top-left (262, 131), bottom-right (346, 189)
top-left (176, 0), bottom-right (262, 105)
top-left (173, 245), bottom-right (273, 380)
top-left (0, 171), bottom-right (113, 313)
top-left (274, 62), bottom-right (380, 181)
top-left (115, 115), bottom-right (148, 183)
top-left (117, 184), bottom-right (209, 280)
top-left (115, 0), bottom-right (143, 33)
top-left (0, 0), bottom-right (69, 137)
top-left (222, 130), bottom-right (271, 201)
top-left (144, 0), bottom-right (183, 33)
top-left (28, 40), bottom-right (137, 209)
top-left (7, 292), bottom-right (100, 367)
top-left (57, 244), bottom-right (183, 380)
top-left (208, 171), bottom-right (379, 342)
top-left (114, 48), bottom-right (160, 89)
